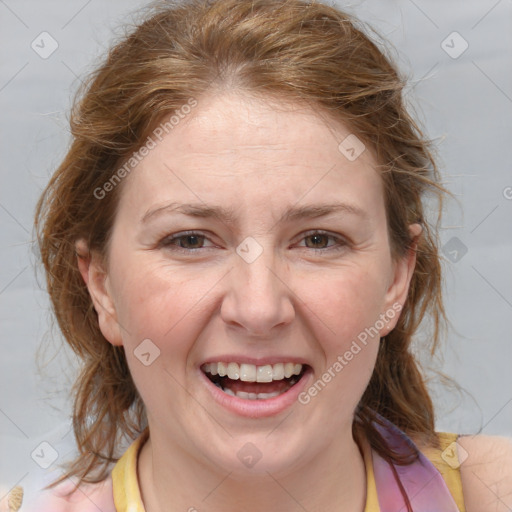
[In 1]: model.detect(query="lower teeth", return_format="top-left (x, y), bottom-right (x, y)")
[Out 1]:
top-left (226, 388), bottom-right (281, 400)
top-left (213, 379), bottom-right (298, 400)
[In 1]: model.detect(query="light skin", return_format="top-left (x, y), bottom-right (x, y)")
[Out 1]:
top-left (77, 90), bottom-right (421, 512)
top-left (458, 435), bottom-right (512, 512)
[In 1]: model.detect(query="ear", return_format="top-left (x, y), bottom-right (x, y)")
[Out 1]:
top-left (75, 239), bottom-right (123, 346)
top-left (380, 223), bottom-right (422, 336)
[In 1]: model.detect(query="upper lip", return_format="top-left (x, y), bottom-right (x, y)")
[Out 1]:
top-left (199, 355), bottom-right (312, 367)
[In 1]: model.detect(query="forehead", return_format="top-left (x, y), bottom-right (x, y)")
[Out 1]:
top-left (164, 91), bottom-right (373, 169)
top-left (116, 91), bottom-right (384, 222)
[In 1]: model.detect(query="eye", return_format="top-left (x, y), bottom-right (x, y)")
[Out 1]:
top-left (158, 230), bottom-right (348, 254)
top-left (297, 231), bottom-right (347, 252)
top-left (160, 231), bottom-right (214, 251)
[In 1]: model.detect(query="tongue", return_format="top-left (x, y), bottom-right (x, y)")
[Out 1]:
top-left (221, 377), bottom-right (293, 394)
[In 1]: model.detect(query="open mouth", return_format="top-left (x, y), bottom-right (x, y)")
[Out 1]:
top-left (201, 362), bottom-right (308, 400)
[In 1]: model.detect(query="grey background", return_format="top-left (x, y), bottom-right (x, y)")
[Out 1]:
top-left (1, 0), bottom-right (511, 504)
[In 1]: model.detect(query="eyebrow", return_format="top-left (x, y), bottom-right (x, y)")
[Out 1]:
top-left (141, 201), bottom-right (367, 225)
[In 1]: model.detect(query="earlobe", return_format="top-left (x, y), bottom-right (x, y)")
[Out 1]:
top-left (381, 223), bottom-right (422, 335)
top-left (75, 239), bottom-right (123, 346)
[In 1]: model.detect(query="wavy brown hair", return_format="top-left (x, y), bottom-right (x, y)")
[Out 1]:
top-left (35, 0), bottom-right (447, 489)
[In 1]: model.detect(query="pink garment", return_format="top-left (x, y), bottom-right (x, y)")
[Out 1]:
top-left (21, 476), bottom-right (115, 512)
top-left (371, 413), bottom-right (460, 511)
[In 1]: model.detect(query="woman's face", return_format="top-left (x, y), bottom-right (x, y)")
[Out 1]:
top-left (82, 91), bottom-right (417, 476)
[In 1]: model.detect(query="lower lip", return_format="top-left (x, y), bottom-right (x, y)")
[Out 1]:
top-left (199, 367), bottom-right (313, 418)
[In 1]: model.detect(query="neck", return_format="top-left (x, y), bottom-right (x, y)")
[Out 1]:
top-left (138, 428), bottom-right (367, 512)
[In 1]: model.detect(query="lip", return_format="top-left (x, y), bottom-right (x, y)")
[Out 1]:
top-left (199, 364), bottom-right (313, 418)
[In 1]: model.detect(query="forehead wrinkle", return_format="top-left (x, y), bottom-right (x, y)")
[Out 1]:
top-left (141, 201), bottom-right (368, 228)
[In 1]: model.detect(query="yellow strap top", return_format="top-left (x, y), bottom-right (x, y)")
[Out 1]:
top-left (111, 431), bottom-right (465, 512)
top-left (112, 430), bottom-right (148, 512)
top-left (358, 432), bottom-right (382, 512)
top-left (418, 432), bottom-right (466, 512)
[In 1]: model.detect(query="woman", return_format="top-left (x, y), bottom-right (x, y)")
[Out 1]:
top-left (17, 0), bottom-right (512, 510)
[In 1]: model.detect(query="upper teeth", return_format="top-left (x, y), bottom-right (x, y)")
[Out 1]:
top-left (202, 362), bottom-right (303, 382)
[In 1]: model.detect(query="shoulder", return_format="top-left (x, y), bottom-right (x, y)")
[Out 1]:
top-left (22, 476), bottom-right (116, 512)
top-left (409, 431), bottom-right (512, 511)
top-left (456, 434), bottom-right (512, 512)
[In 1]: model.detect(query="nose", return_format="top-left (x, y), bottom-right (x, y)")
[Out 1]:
top-left (220, 244), bottom-right (295, 337)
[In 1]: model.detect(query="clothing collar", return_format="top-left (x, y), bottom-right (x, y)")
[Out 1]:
top-left (112, 416), bottom-right (459, 512)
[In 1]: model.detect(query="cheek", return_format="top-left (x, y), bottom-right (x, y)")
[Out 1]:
top-left (292, 266), bottom-right (385, 407)
top-left (110, 258), bottom-right (224, 358)
top-left (110, 263), bottom-right (220, 411)
top-left (295, 264), bottom-right (389, 346)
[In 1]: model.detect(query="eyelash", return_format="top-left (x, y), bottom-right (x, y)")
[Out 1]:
top-left (159, 230), bottom-right (348, 254)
